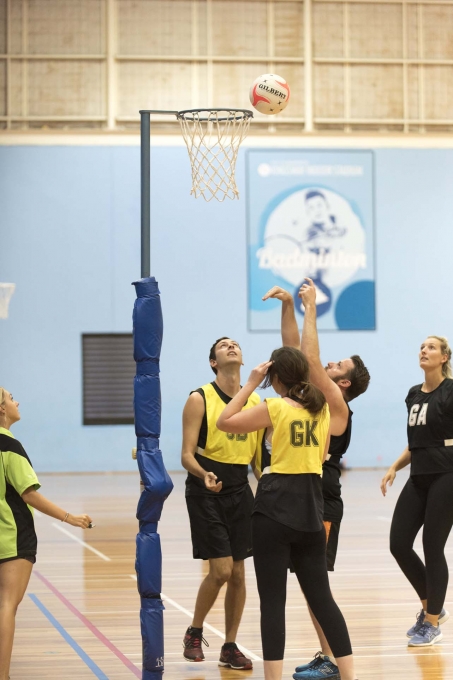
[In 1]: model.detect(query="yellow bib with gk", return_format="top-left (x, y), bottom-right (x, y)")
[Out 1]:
top-left (265, 398), bottom-right (330, 475)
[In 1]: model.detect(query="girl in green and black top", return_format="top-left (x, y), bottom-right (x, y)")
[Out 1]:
top-left (0, 387), bottom-right (93, 680)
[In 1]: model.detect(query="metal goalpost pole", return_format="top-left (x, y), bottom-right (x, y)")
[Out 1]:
top-left (133, 109), bottom-right (177, 680)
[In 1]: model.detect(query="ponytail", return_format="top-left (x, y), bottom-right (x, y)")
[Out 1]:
top-left (287, 382), bottom-right (326, 416)
top-left (261, 347), bottom-right (327, 416)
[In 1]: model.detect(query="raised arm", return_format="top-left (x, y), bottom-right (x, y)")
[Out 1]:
top-left (181, 391), bottom-right (222, 493)
top-left (299, 278), bottom-right (349, 429)
top-left (217, 362), bottom-right (273, 434)
top-left (380, 447), bottom-right (411, 496)
top-left (262, 286), bottom-right (300, 348)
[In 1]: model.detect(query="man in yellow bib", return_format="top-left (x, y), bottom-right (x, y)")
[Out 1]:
top-left (181, 337), bottom-right (261, 670)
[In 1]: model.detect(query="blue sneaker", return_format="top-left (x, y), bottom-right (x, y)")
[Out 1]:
top-left (408, 622), bottom-right (443, 647)
top-left (406, 608), bottom-right (449, 638)
top-left (293, 652), bottom-right (339, 680)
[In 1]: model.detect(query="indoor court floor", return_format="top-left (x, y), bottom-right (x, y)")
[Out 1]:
top-left (12, 469), bottom-right (453, 680)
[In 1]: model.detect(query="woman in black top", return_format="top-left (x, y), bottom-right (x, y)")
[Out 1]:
top-left (381, 336), bottom-right (453, 647)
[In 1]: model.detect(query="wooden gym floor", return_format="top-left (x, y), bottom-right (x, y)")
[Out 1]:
top-left (12, 469), bottom-right (453, 680)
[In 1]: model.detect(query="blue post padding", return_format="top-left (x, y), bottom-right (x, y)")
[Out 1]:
top-left (140, 597), bottom-right (165, 673)
top-left (136, 532), bottom-right (162, 596)
top-left (143, 672), bottom-right (165, 680)
top-left (132, 277), bottom-right (173, 677)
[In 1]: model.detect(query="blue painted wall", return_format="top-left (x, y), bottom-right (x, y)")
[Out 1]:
top-left (0, 145), bottom-right (452, 472)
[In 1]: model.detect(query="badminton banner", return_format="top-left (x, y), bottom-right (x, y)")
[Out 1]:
top-left (247, 150), bottom-right (375, 331)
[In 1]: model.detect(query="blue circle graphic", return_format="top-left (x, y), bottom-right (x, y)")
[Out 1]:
top-left (334, 280), bottom-right (376, 330)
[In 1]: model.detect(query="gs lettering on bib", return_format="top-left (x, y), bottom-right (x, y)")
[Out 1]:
top-left (408, 403), bottom-right (428, 426)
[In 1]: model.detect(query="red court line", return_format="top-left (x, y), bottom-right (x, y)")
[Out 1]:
top-left (34, 570), bottom-right (141, 678)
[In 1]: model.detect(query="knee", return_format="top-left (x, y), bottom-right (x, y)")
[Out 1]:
top-left (210, 564), bottom-right (233, 587)
top-left (0, 594), bottom-right (21, 614)
top-left (229, 562), bottom-right (245, 587)
top-left (389, 532), bottom-right (408, 560)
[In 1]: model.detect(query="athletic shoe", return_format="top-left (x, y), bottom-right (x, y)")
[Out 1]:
top-left (218, 642), bottom-right (253, 670)
top-left (406, 608), bottom-right (450, 638)
top-left (407, 622), bottom-right (443, 647)
top-left (293, 652), bottom-right (340, 680)
top-left (182, 626), bottom-right (209, 661)
top-left (294, 652), bottom-right (335, 673)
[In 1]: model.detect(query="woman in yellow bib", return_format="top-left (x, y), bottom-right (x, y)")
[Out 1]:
top-left (217, 347), bottom-right (357, 680)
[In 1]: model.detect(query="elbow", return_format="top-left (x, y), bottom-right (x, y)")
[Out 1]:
top-left (216, 417), bottom-right (228, 432)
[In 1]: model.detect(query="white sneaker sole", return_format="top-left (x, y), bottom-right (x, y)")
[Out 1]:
top-left (218, 661), bottom-right (253, 670)
top-left (408, 632), bottom-right (443, 647)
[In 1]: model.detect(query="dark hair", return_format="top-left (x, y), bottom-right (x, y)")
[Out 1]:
top-left (209, 337), bottom-right (240, 375)
top-left (342, 355), bottom-right (370, 402)
top-left (305, 190), bottom-right (326, 203)
top-left (261, 347), bottom-right (326, 416)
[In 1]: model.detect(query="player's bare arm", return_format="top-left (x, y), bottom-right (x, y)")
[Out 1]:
top-left (299, 278), bottom-right (349, 434)
top-left (181, 391), bottom-right (222, 493)
top-left (217, 362), bottom-right (273, 434)
top-left (262, 286), bottom-right (299, 348)
top-left (380, 447), bottom-right (412, 496)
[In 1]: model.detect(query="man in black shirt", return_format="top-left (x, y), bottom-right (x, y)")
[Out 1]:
top-left (264, 279), bottom-right (370, 680)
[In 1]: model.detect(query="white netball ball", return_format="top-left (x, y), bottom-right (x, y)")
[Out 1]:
top-left (249, 73), bottom-right (290, 115)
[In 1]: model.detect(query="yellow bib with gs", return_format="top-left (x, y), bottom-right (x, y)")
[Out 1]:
top-left (197, 383), bottom-right (261, 465)
top-left (265, 398), bottom-right (330, 475)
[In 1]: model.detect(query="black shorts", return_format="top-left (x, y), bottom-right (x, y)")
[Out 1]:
top-left (324, 520), bottom-right (341, 571)
top-left (0, 554), bottom-right (36, 565)
top-left (186, 486), bottom-right (254, 561)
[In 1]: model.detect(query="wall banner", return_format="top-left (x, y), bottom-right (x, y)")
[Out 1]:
top-left (247, 149), bottom-right (375, 331)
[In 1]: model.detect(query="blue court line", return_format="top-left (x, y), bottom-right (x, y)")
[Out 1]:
top-left (28, 593), bottom-right (109, 679)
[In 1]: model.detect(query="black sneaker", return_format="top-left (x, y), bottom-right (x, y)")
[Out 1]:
top-left (219, 642), bottom-right (253, 670)
top-left (182, 626), bottom-right (209, 662)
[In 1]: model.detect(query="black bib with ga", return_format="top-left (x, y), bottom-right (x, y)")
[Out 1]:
top-left (406, 379), bottom-right (453, 475)
top-left (322, 405), bottom-right (353, 523)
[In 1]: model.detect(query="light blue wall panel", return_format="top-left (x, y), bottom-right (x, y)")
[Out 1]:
top-left (0, 145), bottom-right (452, 472)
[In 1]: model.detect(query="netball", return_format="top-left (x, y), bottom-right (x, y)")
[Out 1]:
top-left (249, 73), bottom-right (290, 115)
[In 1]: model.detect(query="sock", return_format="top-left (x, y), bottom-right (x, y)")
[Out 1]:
top-left (188, 625), bottom-right (203, 634)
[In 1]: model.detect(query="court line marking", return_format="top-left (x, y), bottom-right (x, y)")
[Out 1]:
top-left (34, 571), bottom-right (142, 678)
top-left (29, 593), bottom-right (109, 680)
top-left (129, 574), bottom-right (262, 662)
top-left (51, 523), bottom-right (111, 562)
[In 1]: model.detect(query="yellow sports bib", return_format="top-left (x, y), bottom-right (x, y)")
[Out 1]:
top-left (197, 383), bottom-right (262, 465)
top-left (265, 398), bottom-right (330, 475)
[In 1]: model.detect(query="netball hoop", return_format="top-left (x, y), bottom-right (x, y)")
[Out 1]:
top-left (177, 109), bottom-right (253, 202)
top-left (0, 283), bottom-right (16, 319)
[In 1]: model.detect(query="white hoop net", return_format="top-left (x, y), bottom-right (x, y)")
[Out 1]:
top-left (177, 109), bottom-right (253, 202)
top-left (0, 283), bottom-right (15, 319)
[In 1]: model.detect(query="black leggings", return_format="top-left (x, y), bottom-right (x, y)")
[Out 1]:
top-left (390, 472), bottom-right (453, 615)
top-left (252, 513), bottom-right (352, 661)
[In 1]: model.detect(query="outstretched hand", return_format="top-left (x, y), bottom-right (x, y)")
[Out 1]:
top-left (262, 286), bottom-right (293, 303)
top-left (248, 361), bottom-right (273, 389)
top-left (299, 277), bottom-right (316, 307)
top-left (67, 514), bottom-right (93, 529)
